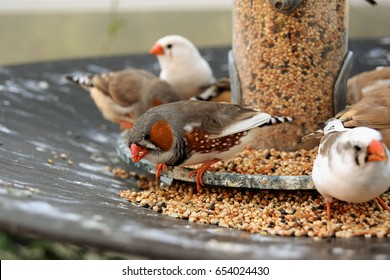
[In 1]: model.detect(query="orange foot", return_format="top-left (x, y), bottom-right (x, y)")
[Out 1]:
top-left (155, 163), bottom-right (167, 182)
top-left (376, 196), bottom-right (390, 212)
top-left (118, 121), bottom-right (133, 130)
top-left (188, 159), bottom-right (220, 193)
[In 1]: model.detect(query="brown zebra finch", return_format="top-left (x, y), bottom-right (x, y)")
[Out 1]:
top-left (128, 100), bottom-right (293, 192)
top-left (66, 69), bottom-right (180, 129)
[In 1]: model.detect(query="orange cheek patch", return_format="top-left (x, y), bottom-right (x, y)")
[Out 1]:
top-left (150, 120), bottom-right (174, 151)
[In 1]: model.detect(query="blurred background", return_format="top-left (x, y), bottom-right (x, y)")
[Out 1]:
top-left (0, 0), bottom-right (389, 66)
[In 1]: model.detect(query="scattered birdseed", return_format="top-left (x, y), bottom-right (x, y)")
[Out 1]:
top-left (232, 0), bottom-right (348, 150)
top-left (118, 147), bottom-right (389, 238)
top-left (119, 177), bottom-right (390, 238)
top-left (60, 153), bottom-right (68, 160)
top-left (112, 168), bottom-right (150, 184)
top-left (112, 168), bottom-right (129, 179)
top-left (47, 159), bottom-right (54, 164)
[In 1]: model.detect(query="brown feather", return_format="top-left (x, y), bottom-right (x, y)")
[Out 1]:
top-left (347, 67), bottom-right (390, 104)
top-left (154, 100), bottom-right (258, 136)
top-left (336, 88), bottom-right (390, 146)
top-left (92, 69), bottom-right (157, 107)
top-left (336, 89), bottom-right (390, 129)
top-left (319, 132), bottom-right (343, 158)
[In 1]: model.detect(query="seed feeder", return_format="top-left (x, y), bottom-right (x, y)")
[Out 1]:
top-left (230, 0), bottom-right (351, 150)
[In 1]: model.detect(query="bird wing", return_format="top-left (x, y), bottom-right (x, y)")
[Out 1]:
top-left (318, 131), bottom-right (344, 157)
top-left (165, 101), bottom-right (258, 136)
top-left (198, 103), bottom-right (259, 136)
top-left (216, 112), bottom-right (271, 138)
top-left (347, 66), bottom-right (390, 104)
top-left (191, 77), bottom-right (231, 102)
top-left (336, 89), bottom-right (390, 130)
top-left (92, 69), bottom-right (157, 107)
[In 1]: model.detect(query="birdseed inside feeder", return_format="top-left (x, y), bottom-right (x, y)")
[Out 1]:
top-left (229, 0), bottom-right (351, 150)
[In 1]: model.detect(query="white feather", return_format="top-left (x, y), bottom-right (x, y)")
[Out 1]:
top-left (215, 113), bottom-right (271, 138)
top-left (183, 122), bottom-right (201, 133)
top-left (323, 118), bottom-right (347, 135)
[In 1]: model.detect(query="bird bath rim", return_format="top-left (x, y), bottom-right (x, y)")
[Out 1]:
top-left (116, 130), bottom-right (314, 190)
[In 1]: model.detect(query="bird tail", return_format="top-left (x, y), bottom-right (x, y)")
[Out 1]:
top-left (65, 74), bottom-right (94, 88)
top-left (258, 116), bottom-right (293, 128)
top-left (302, 129), bottom-right (324, 141)
top-left (190, 78), bottom-right (231, 102)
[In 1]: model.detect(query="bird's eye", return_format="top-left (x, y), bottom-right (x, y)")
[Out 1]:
top-left (354, 145), bottom-right (361, 151)
top-left (144, 134), bottom-right (150, 141)
top-left (166, 44), bottom-right (173, 49)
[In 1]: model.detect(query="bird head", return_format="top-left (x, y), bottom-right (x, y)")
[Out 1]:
top-left (340, 127), bottom-right (388, 167)
top-left (149, 35), bottom-right (200, 63)
top-left (128, 107), bottom-right (176, 164)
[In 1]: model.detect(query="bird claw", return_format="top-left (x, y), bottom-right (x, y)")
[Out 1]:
top-left (188, 169), bottom-right (205, 193)
top-left (155, 163), bottom-right (167, 182)
top-left (326, 201), bottom-right (332, 220)
top-left (188, 159), bottom-right (220, 193)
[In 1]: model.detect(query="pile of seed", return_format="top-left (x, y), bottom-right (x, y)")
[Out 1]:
top-left (232, 0), bottom-right (348, 150)
top-left (119, 177), bottom-right (390, 238)
top-left (116, 147), bottom-right (389, 238)
top-left (211, 147), bottom-right (318, 176)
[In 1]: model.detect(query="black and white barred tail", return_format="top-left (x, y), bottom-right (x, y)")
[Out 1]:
top-left (190, 87), bottom-right (219, 101)
top-left (65, 75), bottom-right (94, 87)
top-left (260, 116), bottom-right (293, 128)
top-left (190, 78), bottom-right (231, 101)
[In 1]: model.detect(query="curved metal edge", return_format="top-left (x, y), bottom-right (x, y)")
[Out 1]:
top-left (228, 50), bottom-right (242, 105)
top-left (117, 131), bottom-right (314, 190)
top-left (333, 51), bottom-right (353, 114)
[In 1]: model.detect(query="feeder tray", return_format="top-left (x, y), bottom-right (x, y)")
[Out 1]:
top-left (116, 130), bottom-right (314, 190)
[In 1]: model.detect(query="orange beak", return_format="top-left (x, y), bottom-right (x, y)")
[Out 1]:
top-left (367, 139), bottom-right (387, 162)
top-left (149, 43), bottom-right (164, 55)
top-left (130, 143), bottom-right (149, 162)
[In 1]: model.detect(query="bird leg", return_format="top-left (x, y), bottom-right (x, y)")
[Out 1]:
top-left (155, 163), bottom-right (167, 182)
top-left (188, 159), bottom-right (220, 193)
top-left (326, 201), bottom-right (332, 220)
top-left (376, 196), bottom-right (390, 212)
